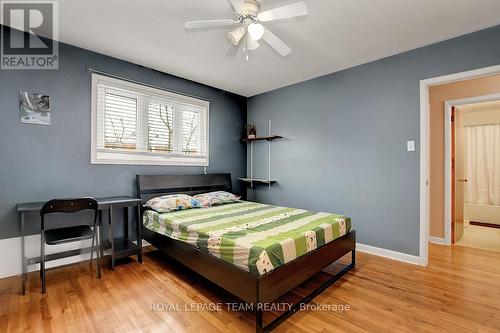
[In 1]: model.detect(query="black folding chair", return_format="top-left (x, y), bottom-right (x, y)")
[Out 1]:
top-left (40, 198), bottom-right (101, 294)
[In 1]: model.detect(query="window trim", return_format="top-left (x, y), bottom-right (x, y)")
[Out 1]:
top-left (91, 74), bottom-right (209, 166)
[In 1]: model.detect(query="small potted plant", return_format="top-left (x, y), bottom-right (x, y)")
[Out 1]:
top-left (246, 122), bottom-right (257, 139)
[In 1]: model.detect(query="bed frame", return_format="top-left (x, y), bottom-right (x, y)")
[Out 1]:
top-left (136, 173), bottom-right (356, 333)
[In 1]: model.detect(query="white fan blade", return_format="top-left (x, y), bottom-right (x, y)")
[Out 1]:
top-left (258, 2), bottom-right (308, 22)
top-left (185, 20), bottom-right (238, 29)
top-left (262, 28), bottom-right (291, 56)
top-left (227, 0), bottom-right (244, 12)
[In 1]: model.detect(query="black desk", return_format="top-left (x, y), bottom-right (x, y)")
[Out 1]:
top-left (17, 196), bottom-right (143, 295)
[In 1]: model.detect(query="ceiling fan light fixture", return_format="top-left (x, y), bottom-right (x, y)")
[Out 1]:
top-left (228, 26), bottom-right (245, 46)
top-left (248, 23), bottom-right (264, 41)
top-left (246, 35), bottom-right (260, 50)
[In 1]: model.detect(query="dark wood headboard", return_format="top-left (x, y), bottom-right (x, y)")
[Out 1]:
top-left (136, 173), bottom-right (232, 204)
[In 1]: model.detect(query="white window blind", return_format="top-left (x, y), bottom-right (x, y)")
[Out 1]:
top-left (104, 91), bottom-right (137, 150)
top-left (91, 74), bottom-right (209, 166)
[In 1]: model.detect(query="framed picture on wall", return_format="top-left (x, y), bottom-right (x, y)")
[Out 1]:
top-left (19, 92), bottom-right (51, 125)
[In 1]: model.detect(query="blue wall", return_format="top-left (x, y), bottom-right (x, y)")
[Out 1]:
top-left (247, 25), bottom-right (500, 256)
top-left (0, 28), bottom-right (247, 239)
top-left (3, 24), bottom-right (500, 255)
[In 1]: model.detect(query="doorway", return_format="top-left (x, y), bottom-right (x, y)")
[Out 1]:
top-left (420, 66), bottom-right (500, 266)
top-left (447, 98), bottom-right (500, 251)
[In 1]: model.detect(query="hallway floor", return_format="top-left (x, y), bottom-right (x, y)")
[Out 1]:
top-left (455, 220), bottom-right (500, 252)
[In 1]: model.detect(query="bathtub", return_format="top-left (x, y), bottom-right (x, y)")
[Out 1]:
top-left (464, 203), bottom-right (500, 225)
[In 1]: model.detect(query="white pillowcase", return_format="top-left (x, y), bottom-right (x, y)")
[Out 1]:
top-left (145, 194), bottom-right (201, 213)
top-left (193, 191), bottom-right (241, 207)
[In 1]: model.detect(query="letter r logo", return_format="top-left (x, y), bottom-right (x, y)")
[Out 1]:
top-left (1, 2), bottom-right (54, 55)
top-left (1, 1), bottom-right (59, 69)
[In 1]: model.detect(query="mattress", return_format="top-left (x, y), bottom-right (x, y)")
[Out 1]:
top-left (143, 201), bottom-right (351, 276)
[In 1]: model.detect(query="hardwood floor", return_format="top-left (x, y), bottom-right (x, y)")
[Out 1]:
top-left (1, 244), bottom-right (499, 332)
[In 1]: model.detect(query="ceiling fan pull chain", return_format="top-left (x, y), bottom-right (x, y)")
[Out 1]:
top-left (245, 33), bottom-right (249, 61)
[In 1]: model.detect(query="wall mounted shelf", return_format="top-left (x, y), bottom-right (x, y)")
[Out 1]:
top-left (238, 178), bottom-right (277, 185)
top-left (240, 121), bottom-right (280, 188)
top-left (240, 135), bottom-right (283, 143)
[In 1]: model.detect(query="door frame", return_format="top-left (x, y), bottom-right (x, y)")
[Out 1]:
top-left (443, 92), bottom-right (500, 245)
top-left (419, 64), bottom-right (500, 266)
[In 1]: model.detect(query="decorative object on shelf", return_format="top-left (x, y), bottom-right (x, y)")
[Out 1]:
top-left (19, 92), bottom-right (51, 125)
top-left (246, 122), bottom-right (257, 139)
top-left (239, 120), bottom-right (282, 188)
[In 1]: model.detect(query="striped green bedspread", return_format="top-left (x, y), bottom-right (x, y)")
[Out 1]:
top-left (143, 201), bottom-right (351, 276)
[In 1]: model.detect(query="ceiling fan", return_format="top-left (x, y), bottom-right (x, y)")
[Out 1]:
top-left (185, 0), bottom-right (308, 60)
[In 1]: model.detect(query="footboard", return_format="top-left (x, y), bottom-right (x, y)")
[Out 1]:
top-left (255, 230), bottom-right (356, 333)
top-left (257, 230), bottom-right (356, 303)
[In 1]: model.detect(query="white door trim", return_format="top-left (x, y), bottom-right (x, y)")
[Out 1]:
top-left (419, 80), bottom-right (430, 266)
top-left (443, 92), bottom-right (500, 246)
top-left (419, 63), bottom-right (500, 266)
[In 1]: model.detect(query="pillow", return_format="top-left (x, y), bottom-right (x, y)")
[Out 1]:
top-left (193, 191), bottom-right (241, 207)
top-left (145, 194), bottom-right (201, 213)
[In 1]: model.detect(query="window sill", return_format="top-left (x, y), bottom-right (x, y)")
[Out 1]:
top-left (91, 150), bottom-right (208, 166)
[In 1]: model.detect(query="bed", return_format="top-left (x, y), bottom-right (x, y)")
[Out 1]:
top-left (137, 174), bottom-right (356, 333)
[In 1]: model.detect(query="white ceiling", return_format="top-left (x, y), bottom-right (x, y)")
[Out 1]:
top-left (10, 0), bottom-right (500, 96)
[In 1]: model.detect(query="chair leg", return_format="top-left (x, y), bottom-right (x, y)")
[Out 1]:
top-left (39, 234), bottom-right (43, 278)
top-left (90, 230), bottom-right (95, 269)
top-left (41, 233), bottom-right (46, 294)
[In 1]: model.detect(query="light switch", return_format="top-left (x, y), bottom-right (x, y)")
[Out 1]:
top-left (407, 140), bottom-right (415, 152)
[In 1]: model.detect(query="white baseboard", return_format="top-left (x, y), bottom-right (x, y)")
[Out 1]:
top-left (429, 236), bottom-right (447, 245)
top-left (356, 243), bottom-right (422, 265)
top-left (1, 236), bottom-right (422, 278)
top-left (0, 235), bottom-right (150, 279)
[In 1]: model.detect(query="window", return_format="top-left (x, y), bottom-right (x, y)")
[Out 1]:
top-left (91, 74), bottom-right (209, 166)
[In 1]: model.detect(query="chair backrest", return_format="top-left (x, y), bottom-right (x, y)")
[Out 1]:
top-left (41, 198), bottom-right (98, 215)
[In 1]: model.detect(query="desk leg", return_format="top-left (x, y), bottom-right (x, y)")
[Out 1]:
top-left (137, 203), bottom-right (142, 264)
top-left (99, 211), bottom-right (104, 261)
top-left (21, 212), bottom-right (26, 295)
top-left (124, 207), bottom-right (129, 240)
top-left (108, 207), bottom-right (115, 270)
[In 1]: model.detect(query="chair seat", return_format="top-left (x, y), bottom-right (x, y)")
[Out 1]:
top-left (44, 225), bottom-right (94, 245)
